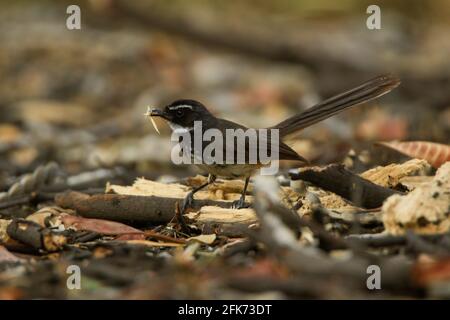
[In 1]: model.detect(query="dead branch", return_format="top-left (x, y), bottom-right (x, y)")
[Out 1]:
top-left (290, 164), bottom-right (401, 208)
top-left (6, 219), bottom-right (67, 252)
top-left (55, 191), bottom-right (233, 223)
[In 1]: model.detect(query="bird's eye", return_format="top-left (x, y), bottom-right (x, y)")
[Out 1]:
top-left (176, 110), bottom-right (184, 117)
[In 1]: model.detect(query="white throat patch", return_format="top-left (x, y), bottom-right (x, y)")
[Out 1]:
top-left (169, 122), bottom-right (193, 134)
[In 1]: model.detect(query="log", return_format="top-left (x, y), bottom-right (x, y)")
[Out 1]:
top-left (290, 164), bottom-right (401, 208)
top-left (55, 191), bottom-right (233, 223)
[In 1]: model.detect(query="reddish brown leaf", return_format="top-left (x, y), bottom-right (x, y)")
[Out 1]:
top-left (115, 234), bottom-right (146, 240)
top-left (377, 141), bottom-right (450, 168)
top-left (61, 214), bottom-right (144, 237)
top-left (412, 259), bottom-right (450, 286)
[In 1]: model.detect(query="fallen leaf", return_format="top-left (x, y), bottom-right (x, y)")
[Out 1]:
top-left (188, 234), bottom-right (216, 245)
top-left (377, 141), bottom-right (450, 168)
top-left (60, 214), bottom-right (143, 236)
top-left (115, 233), bottom-right (146, 240)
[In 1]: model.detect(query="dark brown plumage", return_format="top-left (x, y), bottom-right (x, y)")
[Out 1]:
top-left (149, 74), bottom-right (400, 209)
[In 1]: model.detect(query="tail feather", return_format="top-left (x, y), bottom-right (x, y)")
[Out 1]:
top-left (272, 74), bottom-right (400, 137)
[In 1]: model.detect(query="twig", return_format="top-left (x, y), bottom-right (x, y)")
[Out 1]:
top-left (144, 230), bottom-right (187, 244)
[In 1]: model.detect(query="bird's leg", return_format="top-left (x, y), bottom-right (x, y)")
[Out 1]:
top-left (181, 174), bottom-right (216, 213)
top-left (232, 177), bottom-right (250, 209)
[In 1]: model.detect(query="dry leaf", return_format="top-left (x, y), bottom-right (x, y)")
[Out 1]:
top-left (60, 214), bottom-right (143, 236)
top-left (377, 141), bottom-right (450, 168)
top-left (188, 234), bottom-right (216, 245)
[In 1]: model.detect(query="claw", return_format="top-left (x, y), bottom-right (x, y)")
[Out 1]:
top-left (231, 197), bottom-right (249, 209)
top-left (181, 191), bottom-right (194, 213)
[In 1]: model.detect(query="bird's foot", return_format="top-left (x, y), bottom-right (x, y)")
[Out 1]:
top-left (231, 197), bottom-right (249, 209)
top-left (181, 191), bottom-right (194, 213)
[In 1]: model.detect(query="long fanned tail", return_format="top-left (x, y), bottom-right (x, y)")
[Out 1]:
top-left (272, 74), bottom-right (400, 137)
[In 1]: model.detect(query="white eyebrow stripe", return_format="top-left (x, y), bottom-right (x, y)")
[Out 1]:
top-left (168, 104), bottom-right (193, 111)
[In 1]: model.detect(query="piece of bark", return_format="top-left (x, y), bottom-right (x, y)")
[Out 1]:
top-left (187, 206), bottom-right (257, 237)
top-left (290, 164), bottom-right (401, 208)
top-left (55, 191), bottom-right (233, 223)
top-left (107, 177), bottom-right (250, 202)
top-left (6, 219), bottom-right (67, 252)
top-left (399, 176), bottom-right (434, 191)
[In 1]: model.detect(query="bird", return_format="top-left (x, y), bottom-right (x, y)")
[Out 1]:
top-left (146, 74), bottom-right (400, 211)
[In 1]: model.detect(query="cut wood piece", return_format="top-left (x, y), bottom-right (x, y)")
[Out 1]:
top-left (187, 175), bottom-right (254, 195)
top-left (107, 177), bottom-right (249, 202)
top-left (382, 162), bottom-right (450, 235)
top-left (186, 206), bottom-right (257, 224)
top-left (398, 176), bottom-right (434, 191)
top-left (290, 164), bottom-right (401, 208)
top-left (361, 159), bottom-right (432, 189)
top-left (186, 206), bottom-right (258, 237)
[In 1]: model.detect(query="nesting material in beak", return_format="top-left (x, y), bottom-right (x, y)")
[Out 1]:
top-left (144, 106), bottom-right (161, 135)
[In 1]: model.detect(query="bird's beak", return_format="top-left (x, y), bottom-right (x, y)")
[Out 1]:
top-left (144, 107), bottom-right (164, 118)
top-left (150, 109), bottom-right (163, 117)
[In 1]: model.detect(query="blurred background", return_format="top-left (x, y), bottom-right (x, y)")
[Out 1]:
top-left (0, 0), bottom-right (449, 187)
